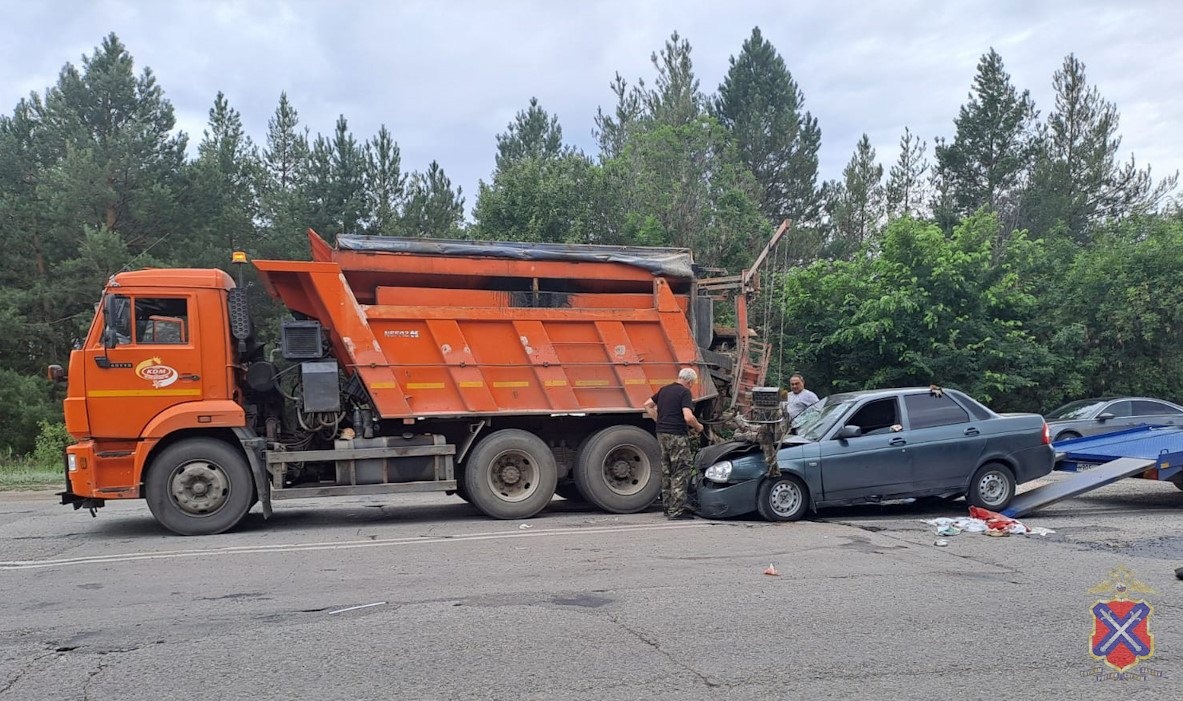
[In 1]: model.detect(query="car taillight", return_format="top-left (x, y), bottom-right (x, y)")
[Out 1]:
top-left (1042, 422), bottom-right (1051, 444)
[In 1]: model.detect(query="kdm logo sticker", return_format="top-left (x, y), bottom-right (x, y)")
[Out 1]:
top-left (135, 357), bottom-right (179, 388)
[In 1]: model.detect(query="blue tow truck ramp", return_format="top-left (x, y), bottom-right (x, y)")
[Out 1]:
top-left (1002, 425), bottom-right (1183, 518)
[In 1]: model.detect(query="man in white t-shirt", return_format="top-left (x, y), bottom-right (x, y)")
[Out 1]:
top-left (783, 373), bottom-right (820, 420)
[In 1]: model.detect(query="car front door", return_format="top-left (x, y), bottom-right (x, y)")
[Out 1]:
top-left (1090, 400), bottom-right (1133, 435)
top-left (900, 392), bottom-right (983, 493)
top-left (817, 397), bottom-right (912, 503)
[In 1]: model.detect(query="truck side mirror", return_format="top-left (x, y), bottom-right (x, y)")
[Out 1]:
top-left (46, 364), bottom-right (67, 383)
top-left (102, 294), bottom-right (118, 349)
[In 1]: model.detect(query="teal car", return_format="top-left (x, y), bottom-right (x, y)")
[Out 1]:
top-left (694, 387), bottom-right (1054, 521)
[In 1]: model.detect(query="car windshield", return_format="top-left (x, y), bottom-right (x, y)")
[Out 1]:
top-left (793, 396), bottom-right (853, 441)
top-left (1047, 399), bottom-right (1107, 420)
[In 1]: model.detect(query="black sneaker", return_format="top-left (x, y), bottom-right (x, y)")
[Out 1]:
top-left (667, 512), bottom-right (695, 520)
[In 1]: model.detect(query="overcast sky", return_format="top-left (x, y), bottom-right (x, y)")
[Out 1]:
top-left (3, 0), bottom-right (1180, 219)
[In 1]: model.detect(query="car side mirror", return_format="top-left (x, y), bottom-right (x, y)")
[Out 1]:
top-left (1096, 412), bottom-right (1115, 422)
top-left (836, 425), bottom-right (861, 440)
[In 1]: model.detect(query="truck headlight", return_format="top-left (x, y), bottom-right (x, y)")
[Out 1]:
top-left (704, 461), bottom-right (733, 483)
top-left (67, 454), bottom-right (77, 472)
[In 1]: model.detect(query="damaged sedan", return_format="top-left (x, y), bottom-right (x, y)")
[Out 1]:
top-left (694, 387), bottom-right (1055, 521)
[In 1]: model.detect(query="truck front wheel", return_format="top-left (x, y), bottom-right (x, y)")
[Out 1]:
top-left (574, 426), bottom-right (661, 514)
top-left (464, 429), bottom-right (558, 519)
top-left (144, 438), bottom-right (255, 536)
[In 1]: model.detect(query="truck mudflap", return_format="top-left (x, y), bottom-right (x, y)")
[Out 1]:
top-left (233, 428), bottom-right (272, 519)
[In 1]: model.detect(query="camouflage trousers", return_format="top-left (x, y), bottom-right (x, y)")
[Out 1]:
top-left (658, 433), bottom-right (693, 517)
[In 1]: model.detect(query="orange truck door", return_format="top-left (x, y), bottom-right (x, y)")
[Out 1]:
top-left (84, 293), bottom-right (206, 439)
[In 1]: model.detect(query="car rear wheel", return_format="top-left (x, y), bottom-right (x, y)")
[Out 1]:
top-left (1054, 430), bottom-right (1081, 442)
top-left (966, 463), bottom-right (1015, 511)
top-left (756, 474), bottom-right (809, 522)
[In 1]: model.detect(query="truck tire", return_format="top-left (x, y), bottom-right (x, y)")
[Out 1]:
top-left (464, 429), bottom-right (557, 519)
top-left (144, 438), bottom-right (255, 536)
top-left (966, 462), bottom-right (1016, 511)
top-left (574, 426), bottom-right (662, 514)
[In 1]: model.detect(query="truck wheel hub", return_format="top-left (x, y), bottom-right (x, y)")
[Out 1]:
top-left (169, 462), bottom-right (230, 515)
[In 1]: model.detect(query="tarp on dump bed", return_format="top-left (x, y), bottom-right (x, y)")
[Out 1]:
top-left (335, 235), bottom-right (696, 280)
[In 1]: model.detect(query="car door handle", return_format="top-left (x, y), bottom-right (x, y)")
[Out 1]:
top-left (889, 437), bottom-right (906, 446)
top-left (964, 427), bottom-right (980, 436)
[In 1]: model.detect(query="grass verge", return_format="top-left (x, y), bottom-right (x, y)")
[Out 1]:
top-left (0, 460), bottom-right (63, 491)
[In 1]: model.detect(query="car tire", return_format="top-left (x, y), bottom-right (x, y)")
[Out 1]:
top-left (144, 438), bottom-right (255, 536)
top-left (966, 463), bottom-right (1016, 511)
top-left (1170, 474), bottom-right (1183, 491)
top-left (756, 474), bottom-right (809, 522)
top-left (1054, 431), bottom-right (1081, 442)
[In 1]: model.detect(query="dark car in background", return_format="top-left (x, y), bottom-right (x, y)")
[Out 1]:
top-left (1045, 397), bottom-right (1183, 442)
top-left (694, 387), bottom-right (1054, 521)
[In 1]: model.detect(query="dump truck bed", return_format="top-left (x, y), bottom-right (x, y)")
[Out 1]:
top-left (254, 233), bottom-right (714, 420)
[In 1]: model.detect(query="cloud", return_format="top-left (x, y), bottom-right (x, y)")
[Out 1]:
top-left (2, 0), bottom-right (1179, 217)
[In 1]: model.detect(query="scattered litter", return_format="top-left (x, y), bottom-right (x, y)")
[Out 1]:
top-left (985, 528), bottom-right (1009, 538)
top-left (1176, 566), bottom-right (1183, 581)
top-left (763, 563), bottom-right (780, 577)
top-left (518, 524), bottom-right (533, 530)
top-left (934, 539), bottom-right (949, 547)
top-left (925, 507), bottom-right (1054, 538)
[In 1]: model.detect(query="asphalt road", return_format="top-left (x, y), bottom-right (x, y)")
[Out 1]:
top-left (1, 474), bottom-right (1181, 700)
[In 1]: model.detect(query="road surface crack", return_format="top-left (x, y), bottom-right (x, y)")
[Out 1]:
top-left (0, 650), bottom-right (58, 697)
top-left (607, 615), bottom-right (721, 689)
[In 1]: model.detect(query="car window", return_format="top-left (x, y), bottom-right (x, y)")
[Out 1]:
top-left (842, 397), bottom-right (900, 436)
top-left (948, 389), bottom-right (995, 420)
top-left (1104, 401), bottom-right (1132, 418)
top-left (904, 393), bottom-right (970, 429)
top-left (1047, 399), bottom-right (1107, 420)
top-left (1132, 400), bottom-right (1181, 416)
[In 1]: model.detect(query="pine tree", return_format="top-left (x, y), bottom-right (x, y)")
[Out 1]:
top-left (885, 127), bottom-right (929, 219)
top-left (824, 134), bottom-right (885, 258)
top-left (1022, 54), bottom-right (1178, 242)
top-left (365, 125), bottom-right (405, 235)
top-left (260, 92), bottom-right (309, 255)
top-left (495, 97), bottom-right (564, 172)
top-left (714, 27), bottom-right (824, 229)
top-left (933, 49), bottom-right (1037, 223)
top-left (187, 92), bottom-right (260, 261)
top-left (401, 161), bottom-right (465, 238)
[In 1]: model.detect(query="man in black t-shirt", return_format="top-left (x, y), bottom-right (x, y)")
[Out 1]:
top-left (643, 367), bottom-right (705, 520)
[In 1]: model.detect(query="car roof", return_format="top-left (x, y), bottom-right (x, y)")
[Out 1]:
top-left (825, 387), bottom-right (965, 403)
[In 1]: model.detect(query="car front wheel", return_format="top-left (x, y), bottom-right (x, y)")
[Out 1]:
top-left (966, 463), bottom-right (1016, 511)
top-left (756, 475), bottom-right (809, 522)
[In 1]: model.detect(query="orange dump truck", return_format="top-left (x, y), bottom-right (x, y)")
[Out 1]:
top-left (56, 229), bottom-right (776, 535)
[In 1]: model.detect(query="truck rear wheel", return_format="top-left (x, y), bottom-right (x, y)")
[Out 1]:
top-left (464, 429), bottom-right (557, 519)
top-left (144, 438), bottom-right (254, 536)
top-left (574, 426), bottom-right (661, 514)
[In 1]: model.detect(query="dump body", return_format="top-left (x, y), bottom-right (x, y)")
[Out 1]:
top-left (254, 232), bottom-right (717, 420)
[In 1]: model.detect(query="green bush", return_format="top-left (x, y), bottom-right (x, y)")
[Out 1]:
top-left (0, 369), bottom-right (61, 456)
top-left (33, 420), bottom-right (74, 469)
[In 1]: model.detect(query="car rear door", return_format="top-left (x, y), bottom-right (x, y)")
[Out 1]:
top-left (900, 392), bottom-right (983, 493)
top-left (1130, 400), bottom-right (1183, 428)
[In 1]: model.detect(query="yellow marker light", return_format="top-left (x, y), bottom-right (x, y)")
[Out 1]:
top-left (231, 251), bottom-right (248, 264)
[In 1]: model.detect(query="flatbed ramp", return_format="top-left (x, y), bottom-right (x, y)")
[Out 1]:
top-left (1002, 425), bottom-right (1183, 518)
top-left (1002, 457), bottom-right (1156, 517)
